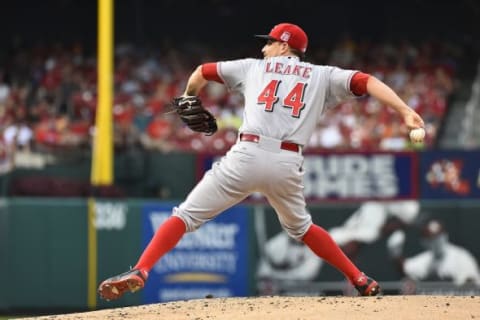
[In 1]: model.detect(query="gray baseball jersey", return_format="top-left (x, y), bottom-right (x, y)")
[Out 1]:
top-left (173, 56), bottom-right (358, 240)
top-left (218, 56), bottom-right (357, 145)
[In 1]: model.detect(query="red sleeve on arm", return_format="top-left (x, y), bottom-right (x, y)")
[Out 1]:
top-left (201, 63), bottom-right (223, 84)
top-left (350, 71), bottom-right (370, 96)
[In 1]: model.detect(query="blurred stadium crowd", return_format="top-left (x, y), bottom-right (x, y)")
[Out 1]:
top-left (0, 37), bottom-right (461, 165)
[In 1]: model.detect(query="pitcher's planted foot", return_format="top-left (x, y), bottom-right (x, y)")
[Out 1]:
top-left (354, 273), bottom-right (381, 296)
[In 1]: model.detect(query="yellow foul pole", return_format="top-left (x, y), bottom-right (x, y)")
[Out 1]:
top-left (89, 0), bottom-right (114, 309)
top-left (92, 0), bottom-right (113, 186)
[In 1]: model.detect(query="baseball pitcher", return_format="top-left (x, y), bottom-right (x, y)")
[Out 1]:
top-left (99, 22), bottom-right (425, 300)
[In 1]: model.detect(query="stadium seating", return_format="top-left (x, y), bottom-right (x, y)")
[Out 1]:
top-left (0, 39), bottom-right (459, 157)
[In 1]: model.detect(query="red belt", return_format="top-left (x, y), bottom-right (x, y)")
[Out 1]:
top-left (239, 133), bottom-right (301, 152)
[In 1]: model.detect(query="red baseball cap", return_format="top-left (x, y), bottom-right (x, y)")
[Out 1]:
top-left (255, 23), bottom-right (308, 53)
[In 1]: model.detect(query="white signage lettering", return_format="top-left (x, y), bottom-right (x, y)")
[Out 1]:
top-left (149, 212), bottom-right (239, 249)
top-left (303, 155), bottom-right (398, 198)
top-left (94, 202), bottom-right (127, 230)
top-left (149, 212), bottom-right (240, 273)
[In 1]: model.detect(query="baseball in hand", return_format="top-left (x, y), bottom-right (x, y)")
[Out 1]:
top-left (409, 128), bottom-right (425, 143)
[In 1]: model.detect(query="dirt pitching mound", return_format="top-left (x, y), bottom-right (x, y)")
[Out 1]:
top-left (22, 295), bottom-right (480, 320)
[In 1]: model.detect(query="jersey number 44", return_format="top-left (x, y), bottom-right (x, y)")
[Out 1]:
top-left (257, 80), bottom-right (308, 118)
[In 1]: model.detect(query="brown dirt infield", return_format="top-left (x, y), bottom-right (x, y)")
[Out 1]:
top-left (20, 295), bottom-right (480, 320)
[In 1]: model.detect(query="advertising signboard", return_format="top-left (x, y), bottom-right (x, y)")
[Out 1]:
top-left (142, 203), bottom-right (249, 302)
top-left (200, 152), bottom-right (418, 201)
top-left (420, 151), bottom-right (480, 199)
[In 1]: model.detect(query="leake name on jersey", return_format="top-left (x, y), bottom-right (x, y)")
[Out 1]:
top-left (265, 62), bottom-right (312, 79)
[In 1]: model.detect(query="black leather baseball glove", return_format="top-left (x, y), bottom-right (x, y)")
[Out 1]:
top-left (172, 96), bottom-right (218, 135)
